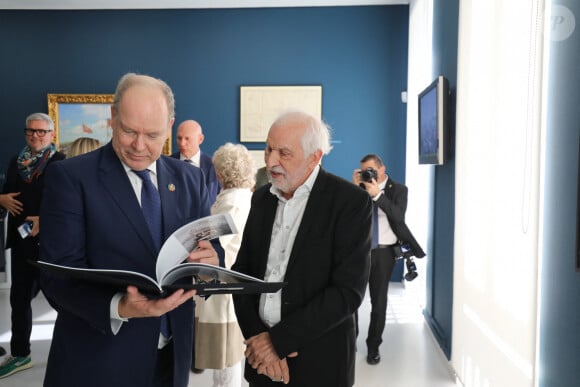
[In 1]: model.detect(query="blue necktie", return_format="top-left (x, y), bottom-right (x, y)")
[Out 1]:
top-left (372, 202), bottom-right (379, 250)
top-left (132, 169), bottom-right (170, 338)
top-left (133, 169), bottom-right (163, 251)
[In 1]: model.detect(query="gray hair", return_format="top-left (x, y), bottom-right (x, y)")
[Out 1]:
top-left (26, 112), bottom-right (54, 131)
top-left (112, 73), bottom-right (175, 121)
top-left (212, 143), bottom-right (256, 189)
top-left (271, 110), bottom-right (333, 156)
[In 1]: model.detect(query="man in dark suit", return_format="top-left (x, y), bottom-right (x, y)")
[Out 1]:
top-left (39, 73), bottom-right (221, 387)
top-left (233, 111), bottom-right (372, 387)
top-left (0, 113), bottom-right (65, 379)
top-left (352, 154), bottom-right (425, 366)
top-left (171, 119), bottom-right (220, 203)
top-left (171, 118), bottom-right (220, 373)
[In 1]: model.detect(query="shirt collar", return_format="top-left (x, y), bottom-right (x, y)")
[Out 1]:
top-left (182, 151), bottom-right (201, 166)
top-left (270, 164), bottom-right (320, 201)
top-left (122, 160), bottom-right (158, 176)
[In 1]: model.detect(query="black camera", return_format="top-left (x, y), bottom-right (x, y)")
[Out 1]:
top-left (359, 167), bottom-right (378, 182)
top-left (359, 167), bottom-right (378, 188)
top-left (404, 258), bottom-right (418, 281)
top-left (393, 243), bottom-right (419, 281)
top-left (392, 242), bottom-right (413, 260)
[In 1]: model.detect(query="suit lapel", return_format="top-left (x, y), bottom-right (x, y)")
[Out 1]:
top-left (156, 157), bottom-right (180, 240)
top-left (383, 178), bottom-right (395, 199)
top-left (254, 190), bottom-right (278, 278)
top-left (98, 143), bottom-right (157, 256)
top-left (285, 169), bottom-right (328, 275)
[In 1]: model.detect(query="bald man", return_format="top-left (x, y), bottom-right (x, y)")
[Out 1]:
top-left (171, 120), bottom-right (220, 203)
top-left (171, 119), bottom-right (220, 374)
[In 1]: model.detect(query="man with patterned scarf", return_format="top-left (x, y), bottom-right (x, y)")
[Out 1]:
top-left (0, 112), bottom-right (65, 379)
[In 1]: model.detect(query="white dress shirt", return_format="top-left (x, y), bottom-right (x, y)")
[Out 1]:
top-left (181, 151), bottom-right (200, 167)
top-left (375, 176), bottom-right (398, 245)
top-left (259, 165), bottom-right (320, 327)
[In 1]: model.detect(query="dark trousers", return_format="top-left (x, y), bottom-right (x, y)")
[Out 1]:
top-left (365, 246), bottom-right (396, 352)
top-left (154, 340), bottom-right (174, 387)
top-left (9, 240), bottom-right (40, 357)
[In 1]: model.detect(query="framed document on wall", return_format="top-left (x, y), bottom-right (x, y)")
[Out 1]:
top-left (240, 85), bottom-right (322, 142)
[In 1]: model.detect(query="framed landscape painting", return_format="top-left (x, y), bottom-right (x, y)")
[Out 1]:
top-left (47, 93), bottom-right (172, 155)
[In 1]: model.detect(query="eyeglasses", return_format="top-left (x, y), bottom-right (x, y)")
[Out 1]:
top-left (24, 128), bottom-right (53, 137)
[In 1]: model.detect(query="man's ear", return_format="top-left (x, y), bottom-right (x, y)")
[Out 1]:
top-left (309, 149), bottom-right (323, 167)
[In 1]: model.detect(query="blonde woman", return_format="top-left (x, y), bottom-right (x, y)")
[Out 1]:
top-left (195, 143), bottom-right (255, 387)
top-left (66, 137), bottom-right (101, 158)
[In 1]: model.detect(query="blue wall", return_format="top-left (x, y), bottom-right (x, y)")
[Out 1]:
top-left (0, 6), bottom-right (409, 186)
top-left (422, 0), bottom-right (458, 360)
top-left (539, 1), bottom-right (580, 386)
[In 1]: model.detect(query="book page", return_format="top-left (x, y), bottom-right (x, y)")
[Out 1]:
top-left (160, 262), bottom-right (267, 286)
top-left (156, 213), bottom-right (237, 280)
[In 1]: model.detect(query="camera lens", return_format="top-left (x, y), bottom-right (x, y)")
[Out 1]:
top-left (359, 168), bottom-right (377, 183)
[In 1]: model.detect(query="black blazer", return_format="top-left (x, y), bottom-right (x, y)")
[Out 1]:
top-left (376, 177), bottom-right (425, 258)
top-left (2, 151), bottom-right (65, 249)
top-left (233, 168), bottom-right (372, 387)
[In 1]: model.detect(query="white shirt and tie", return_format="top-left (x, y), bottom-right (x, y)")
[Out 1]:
top-left (181, 151), bottom-right (200, 167)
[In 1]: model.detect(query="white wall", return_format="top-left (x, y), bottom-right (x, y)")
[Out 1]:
top-left (404, 0), bottom-right (434, 310)
top-left (405, 1), bottom-right (548, 386)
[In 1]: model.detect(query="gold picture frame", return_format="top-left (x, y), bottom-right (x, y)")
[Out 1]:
top-left (47, 93), bottom-right (172, 155)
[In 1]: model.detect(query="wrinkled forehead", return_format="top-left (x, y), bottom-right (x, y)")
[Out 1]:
top-left (267, 122), bottom-right (305, 151)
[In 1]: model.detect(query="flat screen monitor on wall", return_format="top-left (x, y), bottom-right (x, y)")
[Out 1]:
top-left (418, 75), bottom-right (449, 165)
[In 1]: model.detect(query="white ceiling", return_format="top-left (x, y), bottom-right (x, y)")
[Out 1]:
top-left (0, 0), bottom-right (408, 10)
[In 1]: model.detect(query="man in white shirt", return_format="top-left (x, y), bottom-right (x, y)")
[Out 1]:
top-left (352, 154), bottom-right (425, 366)
top-left (172, 119), bottom-right (220, 203)
top-left (233, 111), bottom-right (372, 387)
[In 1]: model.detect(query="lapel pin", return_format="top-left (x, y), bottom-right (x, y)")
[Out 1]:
top-left (168, 183), bottom-right (176, 192)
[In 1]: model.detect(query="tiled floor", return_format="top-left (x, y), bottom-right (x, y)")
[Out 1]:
top-left (0, 281), bottom-right (459, 386)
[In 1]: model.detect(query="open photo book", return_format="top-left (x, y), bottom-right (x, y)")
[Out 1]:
top-left (35, 213), bottom-right (285, 296)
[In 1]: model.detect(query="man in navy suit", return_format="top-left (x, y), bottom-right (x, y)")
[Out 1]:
top-left (171, 118), bottom-right (220, 373)
top-left (171, 119), bottom-right (220, 204)
top-left (233, 111), bottom-right (372, 386)
top-left (39, 73), bottom-right (221, 387)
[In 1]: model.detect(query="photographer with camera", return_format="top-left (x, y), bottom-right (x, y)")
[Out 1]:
top-left (352, 154), bottom-right (424, 366)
